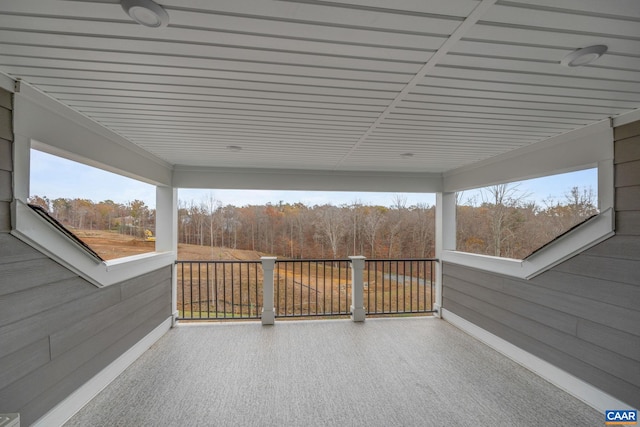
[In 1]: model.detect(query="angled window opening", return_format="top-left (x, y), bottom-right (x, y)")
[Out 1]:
top-left (440, 121), bottom-right (615, 279)
top-left (12, 146), bottom-right (175, 288)
top-left (28, 149), bottom-right (157, 261)
top-left (455, 168), bottom-right (599, 261)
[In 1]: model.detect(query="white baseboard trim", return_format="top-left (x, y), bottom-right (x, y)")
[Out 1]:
top-left (32, 316), bottom-right (172, 427)
top-left (442, 308), bottom-right (635, 413)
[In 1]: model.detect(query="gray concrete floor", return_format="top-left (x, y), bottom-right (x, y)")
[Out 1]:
top-left (65, 317), bottom-right (601, 427)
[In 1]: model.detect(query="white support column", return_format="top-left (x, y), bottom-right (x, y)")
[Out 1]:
top-left (156, 186), bottom-right (178, 326)
top-left (435, 192), bottom-right (456, 318)
top-left (12, 135), bottom-right (30, 203)
top-left (10, 134), bottom-right (30, 231)
top-left (349, 256), bottom-right (366, 322)
top-left (261, 256), bottom-right (277, 325)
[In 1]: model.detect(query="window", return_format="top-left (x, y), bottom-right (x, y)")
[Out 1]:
top-left (12, 145), bottom-right (174, 288)
top-left (455, 169), bottom-right (598, 260)
top-left (29, 149), bottom-right (157, 260)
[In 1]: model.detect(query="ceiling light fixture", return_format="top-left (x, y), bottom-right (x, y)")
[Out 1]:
top-left (121, 0), bottom-right (169, 28)
top-left (226, 145), bottom-right (243, 152)
top-left (561, 45), bottom-right (607, 67)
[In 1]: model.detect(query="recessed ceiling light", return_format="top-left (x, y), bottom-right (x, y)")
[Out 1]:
top-left (226, 145), bottom-right (243, 152)
top-left (400, 152), bottom-right (414, 158)
top-left (121, 0), bottom-right (169, 28)
top-left (561, 45), bottom-right (607, 67)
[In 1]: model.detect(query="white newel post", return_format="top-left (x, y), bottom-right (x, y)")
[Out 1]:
top-left (261, 256), bottom-right (277, 325)
top-left (349, 256), bottom-right (366, 322)
top-left (435, 192), bottom-right (456, 318)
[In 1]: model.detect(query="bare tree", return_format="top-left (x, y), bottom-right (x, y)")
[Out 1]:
top-left (363, 206), bottom-right (383, 257)
top-left (392, 194), bottom-right (407, 210)
top-left (205, 193), bottom-right (221, 248)
top-left (385, 206), bottom-right (404, 258)
top-left (411, 203), bottom-right (434, 258)
top-left (349, 200), bottom-right (363, 255)
top-left (481, 184), bottom-right (531, 257)
top-left (315, 205), bottom-right (347, 259)
top-left (565, 186), bottom-right (598, 221)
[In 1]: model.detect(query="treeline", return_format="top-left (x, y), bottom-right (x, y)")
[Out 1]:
top-left (28, 185), bottom-right (596, 260)
top-left (178, 196), bottom-right (434, 259)
top-left (457, 185), bottom-right (597, 259)
top-left (28, 195), bottom-right (155, 238)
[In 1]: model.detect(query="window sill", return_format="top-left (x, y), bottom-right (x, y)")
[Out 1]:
top-left (441, 208), bottom-right (614, 279)
top-left (12, 200), bottom-right (175, 287)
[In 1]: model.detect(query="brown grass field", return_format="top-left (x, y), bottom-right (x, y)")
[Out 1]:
top-left (75, 229), bottom-right (156, 260)
top-left (76, 229), bottom-right (434, 319)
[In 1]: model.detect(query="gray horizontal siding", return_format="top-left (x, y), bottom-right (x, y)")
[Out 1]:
top-left (444, 276), bottom-right (639, 386)
top-left (49, 278), bottom-right (170, 358)
top-left (0, 258), bottom-right (78, 297)
top-left (527, 270), bottom-right (640, 312)
top-left (616, 159), bottom-right (640, 188)
top-left (615, 135), bottom-right (640, 164)
top-left (0, 88), bottom-right (12, 232)
top-left (0, 234), bottom-right (172, 426)
top-left (21, 309), bottom-right (169, 424)
top-left (584, 235), bottom-right (640, 261)
top-left (0, 89), bottom-right (11, 110)
top-left (0, 138), bottom-right (11, 172)
top-left (617, 211), bottom-right (640, 235)
top-left (0, 294), bottom-right (170, 410)
top-left (0, 233), bottom-right (44, 264)
top-left (445, 272), bottom-right (578, 335)
top-left (0, 276), bottom-right (97, 325)
top-left (446, 265), bottom-right (640, 337)
top-left (0, 170), bottom-right (13, 201)
top-left (616, 186), bottom-right (640, 211)
top-left (0, 106), bottom-right (12, 141)
top-left (443, 299), bottom-right (640, 407)
top-left (443, 119), bottom-right (640, 409)
top-left (577, 319), bottom-right (640, 363)
top-left (0, 337), bottom-right (50, 388)
top-left (0, 284), bottom-right (120, 360)
top-left (551, 254), bottom-right (640, 286)
top-left (615, 121), bottom-right (640, 141)
top-left (0, 87), bottom-right (12, 226)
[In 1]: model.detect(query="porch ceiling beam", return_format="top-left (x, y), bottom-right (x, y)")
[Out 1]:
top-left (172, 166), bottom-right (443, 194)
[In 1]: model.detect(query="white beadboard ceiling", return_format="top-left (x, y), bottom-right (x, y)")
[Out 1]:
top-left (1, 0), bottom-right (639, 173)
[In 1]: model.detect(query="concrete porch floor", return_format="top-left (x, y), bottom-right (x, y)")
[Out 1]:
top-left (64, 317), bottom-right (601, 426)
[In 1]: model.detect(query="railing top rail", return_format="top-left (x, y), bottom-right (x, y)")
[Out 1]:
top-left (275, 259), bottom-right (351, 263)
top-left (176, 258), bottom-right (438, 264)
top-left (366, 258), bottom-right (439, 262)
top-left (175, 259), bottom-right (262, 264)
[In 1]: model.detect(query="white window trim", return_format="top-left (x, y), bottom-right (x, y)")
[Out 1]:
top-left (442, 208), bottom-right (614, 279)
top-left (12, 200), bottom-right (175, 288)
top-left (440, 120), bottom-right (615, 280)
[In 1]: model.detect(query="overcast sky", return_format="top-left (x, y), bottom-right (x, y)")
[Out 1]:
top-left (30, 149), bottom-right (597, 209)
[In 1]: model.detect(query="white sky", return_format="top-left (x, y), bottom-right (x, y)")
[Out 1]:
top-left (30, 150), bottom-right (597, 209)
